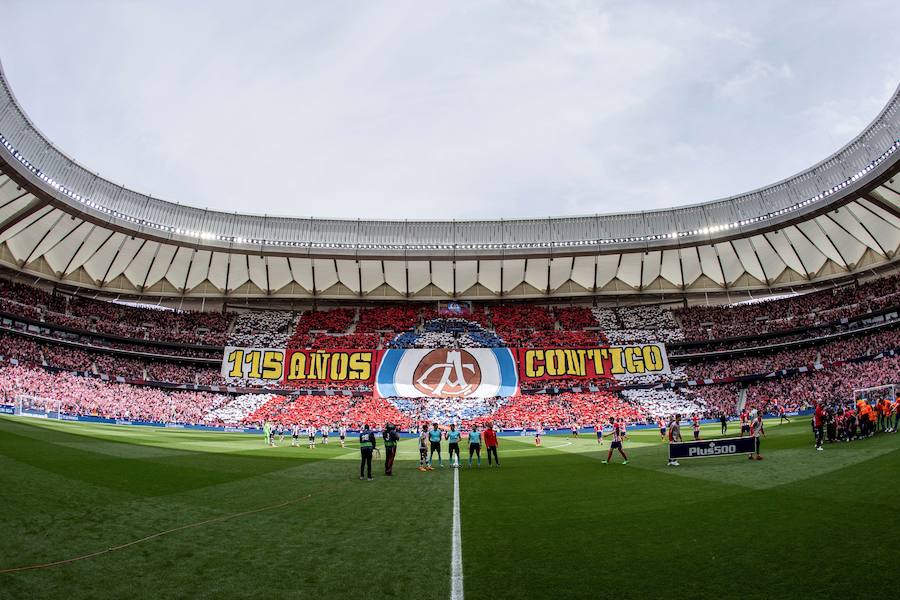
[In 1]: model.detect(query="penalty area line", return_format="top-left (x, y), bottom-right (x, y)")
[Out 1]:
top-left (451, 466), bottom-right (464, 600)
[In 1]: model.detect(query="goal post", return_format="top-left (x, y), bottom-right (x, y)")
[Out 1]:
top-left (852, 384), bottom-right (897, 406)
top-left (13, 395), bottom-right (62, 420)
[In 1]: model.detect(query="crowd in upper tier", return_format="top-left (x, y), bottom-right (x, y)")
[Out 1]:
top-left (676, 273), bottom-right (900, 340)
top-left (229, 311), bottom-right (298, 348)
top-left (682, 327), bottom-right (900, 381)
top-left (2, 273), bottom-right (897, 354)
top-left (0, 280), bottom-right (228, 345)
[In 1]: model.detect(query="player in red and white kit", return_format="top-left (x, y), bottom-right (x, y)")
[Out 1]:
top-left (657, 417), bottom-right (666, 441)
top-left (779, 404), bottom-right (791, 424)
top-left (749, 411), bottom-right (765, 460)
top-left (667, 414), bottom-right (683, 467)
top-left (814, 402), bottom-right (826, 451)
top-left (602, 417), bottom-right (628, 465)
top-left (692, 413), bottom-right (701, 440)
top-left (739, 409), bottom-right (750, 437)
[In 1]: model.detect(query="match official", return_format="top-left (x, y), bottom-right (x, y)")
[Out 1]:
top-left (359, 423), bottom-right (376, 481)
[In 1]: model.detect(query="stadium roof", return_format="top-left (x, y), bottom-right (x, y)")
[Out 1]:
top-left (0, 61), bottom-right (898, 300)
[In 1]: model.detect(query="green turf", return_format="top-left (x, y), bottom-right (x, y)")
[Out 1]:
top-left (0, 415), bottom-right (897, 599)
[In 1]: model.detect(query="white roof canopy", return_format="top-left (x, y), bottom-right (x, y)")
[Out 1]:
top-left (0, 61), bottom-right (898, 300)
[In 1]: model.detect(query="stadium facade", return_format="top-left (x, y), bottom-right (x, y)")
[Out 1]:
top-left (0, 61), bottom-right (898, 303)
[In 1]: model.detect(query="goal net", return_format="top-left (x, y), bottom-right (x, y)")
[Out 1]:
top-left (852, 384), bottom-right (897, 407)
top-left (13, 395), bottom-right (62, 420)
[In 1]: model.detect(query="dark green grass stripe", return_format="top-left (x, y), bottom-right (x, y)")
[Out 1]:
top-left (0, 427), bottom-right (310, 497)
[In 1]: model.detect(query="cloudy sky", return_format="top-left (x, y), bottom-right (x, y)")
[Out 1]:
top-left (2, 1), bottom-right (898, 220)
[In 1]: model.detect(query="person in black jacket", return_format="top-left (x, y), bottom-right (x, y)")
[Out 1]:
top-left (359, 424), bottom-right (376, 481)
top-left (383, 422), bottom-right (399, 476)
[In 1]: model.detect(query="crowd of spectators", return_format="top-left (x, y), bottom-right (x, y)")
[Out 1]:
top-left (1, 277), bottom-right (897, 427)
top-left (683, 327), bottom-right (900, 380)
top-left (387, 397), bottom-right (504, 424)
top-left (555, 306), bottom-right (598, 330)
top-left (0, 331), bottom-right (43, 365)
top-left (245, 394), bottom-right (411, 429)
top-left (519, 330), bottom-right (604, 348)
top-left (468, 391), bottom-right (645, 429)
top-left (290, 308), bottom-right (355, 335)
top-left (389, 319), bottom-right (503, 348)
top-left (595, 305), bottom-right (685, 344)
top-left (355, 306), bottom-right (418, 332)
top-left (487, 305), bottom-right (556, 346)
top-left (676, 274), bottom-right (900, 340)
top-left (0, 279), bottom-right (231, 345)
top-left (0, 281), bottom-right (44, 320)
top-left (93, 354), bottom-right (147, 379)
top-left (0, 365), bottom-right (229, 424)
top-left (620, 389), bottom-right (705, 418)
top-left (205, 393), bottom-right (277, 425)
top-left (42, 345), bottom-right (94, 372)
top-left (228, 311), bottom-right (298, 348)
top-left (298, 333), bottom-right (383, 349)
top-left (742, 354), bottom-right (900, 414)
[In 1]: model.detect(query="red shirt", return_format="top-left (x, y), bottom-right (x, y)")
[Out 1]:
top-left (814, 404), bottom-right (825, 427)
top-left (483, 429), bottom-right (498, 447)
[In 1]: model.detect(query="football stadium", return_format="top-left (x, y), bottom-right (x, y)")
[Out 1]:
top-left (1, 5), bottom-right (899, 599)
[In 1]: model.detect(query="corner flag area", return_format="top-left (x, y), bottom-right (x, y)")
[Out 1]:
top-left (1, 415), bottom-right (898, 599)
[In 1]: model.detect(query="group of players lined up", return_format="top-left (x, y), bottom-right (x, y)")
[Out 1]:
top-left (354, 422), bottom-right (503, 481)
top-left (812, 396), bottom-right (900, 450)
top-left (417, 422), bottom-right (501, 470)
top-left (263, 422), bottom-right (349, 448)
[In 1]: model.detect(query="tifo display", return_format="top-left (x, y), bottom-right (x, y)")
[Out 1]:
top-left (220, 343), bottom-right (671, 391)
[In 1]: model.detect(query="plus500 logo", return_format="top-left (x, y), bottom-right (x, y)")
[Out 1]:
top-left (688, 444), bottom-right (737, 457)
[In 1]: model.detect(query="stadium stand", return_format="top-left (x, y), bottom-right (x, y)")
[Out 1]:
top-left (229, 311), bottom-right (299, 348)
top-left (1, 274), bottom-right (898, 428)
top-left (355, 306), bottom-right (418, 332)
top-left (676, 274), bottom-right (900, 341)
top-left (468, 391), bottom-right (644, 429)
top-left (0, 365), bottom-right (229, 424)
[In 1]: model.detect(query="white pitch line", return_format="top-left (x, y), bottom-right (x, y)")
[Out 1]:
top-left (450, 466), bottom-right (464, 600)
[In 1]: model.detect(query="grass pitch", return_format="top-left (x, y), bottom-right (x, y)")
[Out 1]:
top-left (1, 415), bottom-right (898, 599)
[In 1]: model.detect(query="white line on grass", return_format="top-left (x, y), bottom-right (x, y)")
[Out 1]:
top-left (451, 466), bottom-right (464, 600)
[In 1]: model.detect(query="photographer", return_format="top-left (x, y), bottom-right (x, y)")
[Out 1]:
top-left (359, 423), bottom-right (376, 481)
top-left (383, 422), bottom-right (399, 476)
